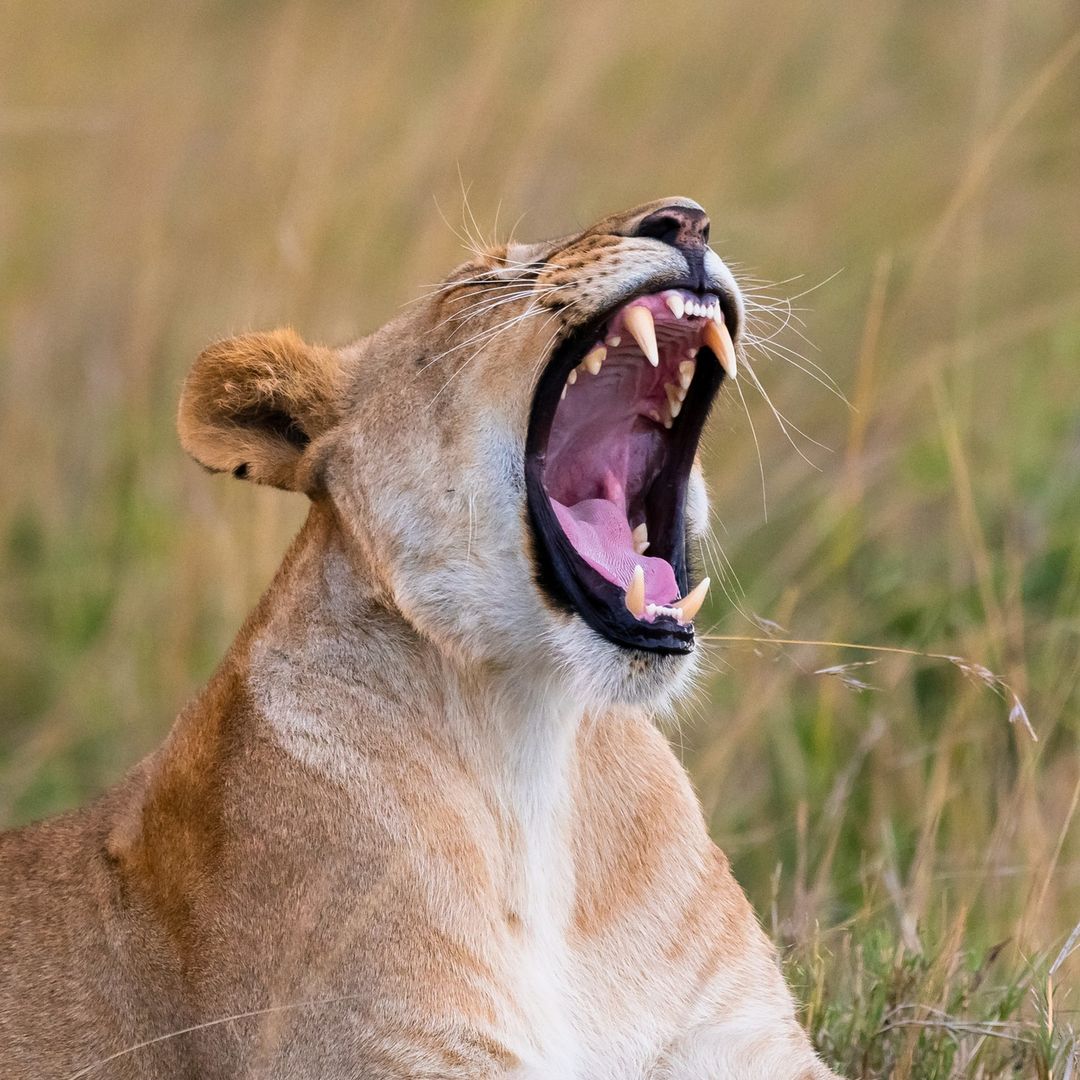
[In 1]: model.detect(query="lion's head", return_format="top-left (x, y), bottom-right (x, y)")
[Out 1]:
top-left (179, 198), bottom-right (743, 710)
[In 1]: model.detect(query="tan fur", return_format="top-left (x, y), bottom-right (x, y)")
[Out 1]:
top-left (179, 328), bottom-right (342, 490)
top-left (0, 199), bottom-right (841, 1079)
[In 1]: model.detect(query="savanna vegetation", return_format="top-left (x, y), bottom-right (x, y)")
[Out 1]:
top-left (2, 2), bottom-right (1079, 1075)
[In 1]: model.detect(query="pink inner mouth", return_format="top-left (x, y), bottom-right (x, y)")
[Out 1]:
top-left (551, 497), bottom-right (679, 608)
top-left (543, 289), bottom-right (726, 619)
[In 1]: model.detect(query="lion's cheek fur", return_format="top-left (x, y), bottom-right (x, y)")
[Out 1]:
top-left (328, 418), bottom-right (702, 710)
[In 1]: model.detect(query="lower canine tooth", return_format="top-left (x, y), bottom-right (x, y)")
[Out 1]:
top-left (623, 305), bottom-right (660, 367)
top-left (677, 577), bottom-right (710, 622)
top-left (583, 344), bottom-right (606, 375)
top-left (703, 318), bottom-right (738, 380)
top-left (625, 565), bottom-right (646, 619)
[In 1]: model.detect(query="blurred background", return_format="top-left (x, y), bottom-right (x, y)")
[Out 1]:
top-left (2, 1), bottom-right (1079, 1074)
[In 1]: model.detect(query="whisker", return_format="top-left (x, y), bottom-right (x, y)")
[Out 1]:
top-left (745, 337), bottom-right (850, 406)
top-left (742, 364), bottom-right (829, 466)
top-left (734, 376), bottom-right (768, 520)
top-left (426, 301), bottom-right (552, 405)
top-left (419, 306), bottom-right (543, 376)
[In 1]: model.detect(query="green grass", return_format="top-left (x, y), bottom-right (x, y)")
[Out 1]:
top-left (3, 2), bottom-right (1080, 1075)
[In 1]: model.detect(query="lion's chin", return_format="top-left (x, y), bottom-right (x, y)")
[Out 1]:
top-left (547, 616), bottom-right (701, 714)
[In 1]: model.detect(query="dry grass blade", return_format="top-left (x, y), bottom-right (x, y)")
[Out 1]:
top-left (701, 633), bottom-right (1037, 739)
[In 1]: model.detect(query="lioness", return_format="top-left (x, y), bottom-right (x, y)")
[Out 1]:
top-left (0, 199), bottom-right (840, 1079)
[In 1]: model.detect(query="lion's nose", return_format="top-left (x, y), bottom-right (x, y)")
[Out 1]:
top-left (633, 204), bottom-right (710, 253)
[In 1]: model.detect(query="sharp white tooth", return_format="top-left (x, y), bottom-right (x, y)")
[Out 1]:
top-left (568, 368), bottom-right (578, 384)
top-left (691, 301), bottom-right (703, 317)
top-left (677, 577), bottom-right (710, 622)
top-left (646, 603), bottom-right (657, 617)
top-left (632, 522), bottom-right (649, 554)
top-left (678, 359), bottom-right (695, 389)
top-left (703, 318), bottom-right (738, 380)
top-left (605, 333), bottom-right (621, 348)
top-left (583, 343), bottom-right (606, 375)
top-left (560, 385), bottom-right (566, 400)
top-left (665, 293), bottom-right (685, 319)
top-left (625, 565), bottom-right (646, 619)
top-left (623, 305), bottom-right (660, 367)
top-left (665, 383), bottom-right (683, 417)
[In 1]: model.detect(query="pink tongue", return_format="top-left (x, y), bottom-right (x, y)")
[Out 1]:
top-left (551, 498), bottom-right (679, 607)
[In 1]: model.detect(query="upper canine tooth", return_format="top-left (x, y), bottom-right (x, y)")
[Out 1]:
top-left (703, 318), bottom-right (738, 380)
top-left (624, 306), bottom-right (660, 367)
top-left (625, 565), bottom-right (646, 619)
top-left (583, 344), bottom-right (606, 375)
top-left (677, 576), bottom-right (710, 622)
top-left (665, 293), bottom-right (685, 319)
top-left (678, 359), bottom-right (696, 389)
top-left (632, 522), bottom-right (649, 554)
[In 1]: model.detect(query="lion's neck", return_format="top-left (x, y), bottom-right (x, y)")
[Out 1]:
top-left (228, 503), bottom-right (584, 924)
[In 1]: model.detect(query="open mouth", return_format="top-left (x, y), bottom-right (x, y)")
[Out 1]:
top-left (525, 287), bottom-right (737, 654)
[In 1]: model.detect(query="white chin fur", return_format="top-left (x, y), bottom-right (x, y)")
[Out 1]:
top-left (547, 617), bottom-right (700, 712)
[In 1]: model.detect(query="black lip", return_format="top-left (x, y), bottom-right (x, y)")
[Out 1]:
top-left (524, 285), bottom-right (726, 654)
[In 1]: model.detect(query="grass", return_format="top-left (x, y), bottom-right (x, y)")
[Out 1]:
top-left (2, 1), bottom-right (1080, 1075)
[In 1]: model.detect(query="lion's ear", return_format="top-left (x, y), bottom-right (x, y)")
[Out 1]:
top-left (178, 329), bottom-right (340, 492)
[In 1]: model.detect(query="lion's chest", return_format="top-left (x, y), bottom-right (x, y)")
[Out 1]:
top-left (411, 717), bottom-right (709, 1077)
top-left (262, 695), bottom-right (712, 1077)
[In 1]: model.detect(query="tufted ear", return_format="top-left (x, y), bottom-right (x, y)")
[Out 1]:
top-left (178, 328), bottom-right (341, 492)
